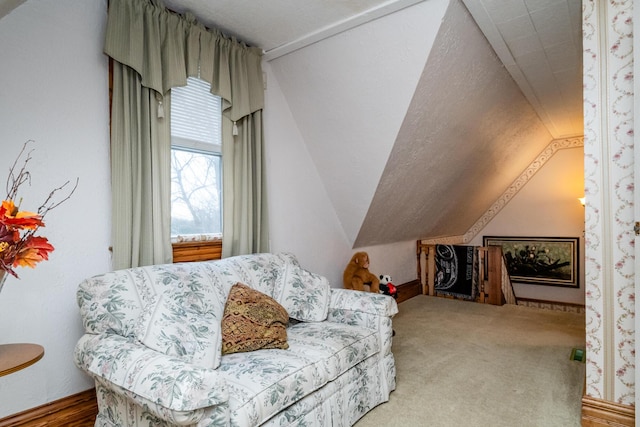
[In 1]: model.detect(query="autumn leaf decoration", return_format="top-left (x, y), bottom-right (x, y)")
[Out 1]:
top-left (0, 141), bottom-right (77, 278)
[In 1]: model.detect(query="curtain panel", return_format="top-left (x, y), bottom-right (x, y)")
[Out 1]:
top-left (104, 0), bottom-right (264, 120)
top-left (110, 63), bottom-right (173, 269)
top-left (105, 0), bottom-right (268, 269)
top-left (222, 112), bottom-right (269, 258)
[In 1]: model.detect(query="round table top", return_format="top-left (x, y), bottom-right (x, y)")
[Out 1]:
top-left (0, 343), bottom-right (44, 377)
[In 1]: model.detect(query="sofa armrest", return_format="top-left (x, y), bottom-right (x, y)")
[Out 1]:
top-left (75, 333), bottom-right (229, 424)
top-left (327, 289), bottom-right (398, 355)
top-left (328, 288), bottom-right (398, 317)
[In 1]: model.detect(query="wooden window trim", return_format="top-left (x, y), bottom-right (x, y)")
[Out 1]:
top-left (172, 240), bottom-right (222, 263)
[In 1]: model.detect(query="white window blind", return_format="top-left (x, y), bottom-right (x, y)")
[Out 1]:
top-left (171, 77), bottom-right (221, 151)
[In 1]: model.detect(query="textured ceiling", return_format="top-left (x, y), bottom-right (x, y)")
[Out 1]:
top-left (463, 0), bottom-right (583, 139)
top-left (162, 0), bottom-right (425, 60)
top-left (355, 0), bottom-right (553, 246)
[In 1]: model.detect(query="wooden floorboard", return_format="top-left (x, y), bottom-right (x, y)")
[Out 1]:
top-left (0, 388), bottom-right (97, 427)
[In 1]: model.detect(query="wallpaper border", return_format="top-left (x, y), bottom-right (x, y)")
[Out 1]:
top-left (462, 137), bottom-right (584, 243)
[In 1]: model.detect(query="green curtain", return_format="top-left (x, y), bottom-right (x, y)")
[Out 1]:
top-left (222, 112), bottom-right (269, 257)
top-left (106, 0), bottom-right (268, 268)
top-left (110, 63), bottom-right (172, 269)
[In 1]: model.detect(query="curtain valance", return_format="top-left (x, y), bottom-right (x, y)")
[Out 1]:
top-left (104, 0), bottom-right (264, 121)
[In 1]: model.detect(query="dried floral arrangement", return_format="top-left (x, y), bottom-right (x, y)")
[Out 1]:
top-left (0, 141), bottom-right (78, 278)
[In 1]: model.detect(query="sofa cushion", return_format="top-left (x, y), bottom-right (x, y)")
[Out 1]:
top-left (286, 322), bottom-right (379, 381)
top-left (135, 293), bottom-right (221, 369)
top-left (217, 253), bottom-right (286, 298)
top-left (77, 268), bottom-right (156, 338)
top-left (78, 261), bottom-right (233, 338)
top-left (217, 322), bottom-right (379, 426)
top-left (221, 283), bottom-right (289, 355)
top-left (218, 348), bottom-right (324, 427)
top-left (276, 262), bottom-right (330, 322)
top-left (262, 354), bottom-right (386, 427)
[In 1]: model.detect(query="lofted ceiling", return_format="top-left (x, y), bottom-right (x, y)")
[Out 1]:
top-left (463, 0), bottom-right (583, 139)
top-left (159, 0), bottom-right (583, 247)
top-left (1, 0), bottom-right (583, 247)
top-left (162, 0), bottom-right (583, 140)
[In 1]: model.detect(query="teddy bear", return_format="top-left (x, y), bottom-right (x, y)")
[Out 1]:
top-left (379, 274), bottom-right (398, 299)
top-left (343, 251), bottom-right (379, 293)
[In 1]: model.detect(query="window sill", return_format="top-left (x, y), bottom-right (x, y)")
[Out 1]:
top-left (172, 240), bottom-right (222, 263)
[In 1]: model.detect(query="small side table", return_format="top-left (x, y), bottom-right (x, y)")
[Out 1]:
top-left (0, 343), bottom-right (44, 377)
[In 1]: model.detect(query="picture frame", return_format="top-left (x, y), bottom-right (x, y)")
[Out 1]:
top-left (482, 236), bottom-right (579, 288)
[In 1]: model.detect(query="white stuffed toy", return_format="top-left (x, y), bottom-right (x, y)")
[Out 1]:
top-left (378, 274), bottom-right (397, 298)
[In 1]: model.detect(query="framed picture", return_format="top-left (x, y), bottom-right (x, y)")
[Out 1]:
top-left (482, 236), bottom-right (579, 288)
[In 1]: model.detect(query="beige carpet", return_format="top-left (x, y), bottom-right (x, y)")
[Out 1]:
top-left (356, 295), bottom-right (586, 427)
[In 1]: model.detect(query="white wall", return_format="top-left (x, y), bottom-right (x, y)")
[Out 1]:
top-left (263, 61), bottom-right (353, 286)
top-left (263, 1), bottom-right (446, 288)
top-left (469, 147), bottom-right (585, 305)
top-left (263, 60), bottom-right (419, 288)
top-left (267, 0), bottom-right (448, 247)
top-left (357, 240), bottom-right (417, 285)
top-left (0, 0), bottom-right (110, 417)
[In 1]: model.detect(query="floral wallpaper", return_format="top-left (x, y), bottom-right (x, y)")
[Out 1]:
top-left (583, 0), bottom-right (635, 405)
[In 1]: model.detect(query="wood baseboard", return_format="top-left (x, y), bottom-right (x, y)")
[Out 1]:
top-left (0, 388), bottom-right (97, 427)
top-left (396, 279), bottom-right (421, 304)
top-left (517, 297), bottom-right (585, 313)
top-left (582, 395), bottom-right (635, 426)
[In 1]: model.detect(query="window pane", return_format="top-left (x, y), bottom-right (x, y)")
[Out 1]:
top-left (170, 77), bottom-right (222, 238)
top-left (171, 148), bottom-right (222, 235)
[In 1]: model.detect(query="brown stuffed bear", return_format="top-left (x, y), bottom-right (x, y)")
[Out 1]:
top-left (343, 251), bottom-right (380, 293)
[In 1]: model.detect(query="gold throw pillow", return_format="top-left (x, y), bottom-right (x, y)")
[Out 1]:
top-left (221, 282), bottom-right (289, 355)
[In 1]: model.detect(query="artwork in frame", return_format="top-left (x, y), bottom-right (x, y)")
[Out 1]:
top-left (482, 236), bottom-right (579, 288)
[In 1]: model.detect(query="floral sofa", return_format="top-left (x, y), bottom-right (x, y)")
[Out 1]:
top-left (74, 252), bottom-right (398, 426)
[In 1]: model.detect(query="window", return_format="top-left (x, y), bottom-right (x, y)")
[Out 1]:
top-left (170, 77), bottom-right (223, 259)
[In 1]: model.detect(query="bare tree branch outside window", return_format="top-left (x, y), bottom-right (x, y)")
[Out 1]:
top-left (171, 148), bottom-right (222, 235)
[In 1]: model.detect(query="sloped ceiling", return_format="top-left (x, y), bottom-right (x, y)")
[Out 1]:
top-left (0, 0), bottom-right (25, 20)
top-left (356, 0), bottom-right (552, 246)
top-left (463, 0), bottom-right (583, 139)
top-left (143, 0), bottom-right (582, 247)
top-left (268, 0), bottom-right (451, 245)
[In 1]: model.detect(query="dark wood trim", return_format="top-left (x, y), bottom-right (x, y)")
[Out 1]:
top-left (485, 245), bottom-right (503, 305)
top-left (581, 395), bottom-right (635, 426)
top-left (172, 239), bottom-right (222, 263)
top-left (396, 279), bottom-right (421, 304)
top-left (0, 388), bottom-right (97, 427)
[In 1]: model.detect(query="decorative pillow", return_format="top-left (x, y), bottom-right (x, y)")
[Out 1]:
top-left (135, 294), bottom-right (222, 369)
top-left (276, 262), bottom-right (331, 322)
top-left (221, 282), bottom-right (289, 355)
